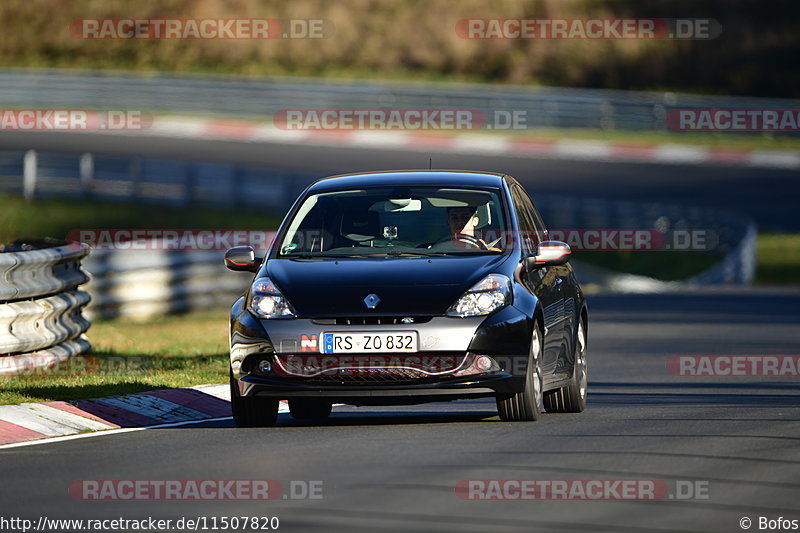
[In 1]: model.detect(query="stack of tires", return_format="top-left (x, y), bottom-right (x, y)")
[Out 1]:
top-left (0, 240), bottom-right (92, 375)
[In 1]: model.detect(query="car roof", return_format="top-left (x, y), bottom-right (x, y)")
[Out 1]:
top-left (307, 170), bottom-right (507, 192)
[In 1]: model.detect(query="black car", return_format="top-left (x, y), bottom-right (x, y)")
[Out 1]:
top-left (225, 170), bottom-right (587, 426)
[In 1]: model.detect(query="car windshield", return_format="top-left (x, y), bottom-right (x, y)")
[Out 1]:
top-left (277, 186), bottom-right (508, 257)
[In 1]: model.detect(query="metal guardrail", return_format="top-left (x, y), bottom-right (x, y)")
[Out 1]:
top-left (2, 68), bottom-right (800, 131)
top-left (0, 149), bottom-right (316, 209)
top-left (0, 242), bottom-right (92, 373)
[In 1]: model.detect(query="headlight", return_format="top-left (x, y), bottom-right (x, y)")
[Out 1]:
top-left (248, 277), bottom-right (297, 319)
top-left (446, 274), bottom-right (512, 317)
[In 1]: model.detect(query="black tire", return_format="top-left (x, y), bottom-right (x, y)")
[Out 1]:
top-left (497, 324), bottom-right (544, 421)
top-left (289, 399), bottom-right (333, 420)
top-left (544, 317), bottom-right (587, 413)
top-left (230, 371), bottom-right (279, 427)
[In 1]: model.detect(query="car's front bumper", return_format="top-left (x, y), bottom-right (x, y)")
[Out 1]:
top-left (237, 372), bottom-right (518, 405)
top-left (229, 297), bottom-right (535, 402)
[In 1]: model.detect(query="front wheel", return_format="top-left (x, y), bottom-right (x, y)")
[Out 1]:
top-left (230, 371), bottom-right (279, 427)
top-left (544, 317), bottom-right (587, 413)
top-left (497, 325), bottom-right (544, 421)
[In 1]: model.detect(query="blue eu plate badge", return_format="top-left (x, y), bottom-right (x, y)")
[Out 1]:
top-left (323, 333), bottom-right (335, 354)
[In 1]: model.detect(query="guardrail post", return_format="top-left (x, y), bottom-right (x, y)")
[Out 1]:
top-left (184, 163), bottom-right (195, 206)
top-left (23, 149), bottom-right (37, 202)
top-left (130, 157), bottom-right (142, 200)
top-left (231, 166), bottom-right (241, 207)
top-left (80, 152), bottom-right (94, 197)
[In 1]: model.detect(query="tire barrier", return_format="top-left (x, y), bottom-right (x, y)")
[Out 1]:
top-left (0, 240), bottom-right (91, 374)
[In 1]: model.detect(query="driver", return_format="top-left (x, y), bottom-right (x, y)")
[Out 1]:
top-left (439, 206), bottom-right (501, 251)
top-left (446, 206), bottom-right (479, 238)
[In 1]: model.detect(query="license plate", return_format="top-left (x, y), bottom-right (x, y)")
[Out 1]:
top-left (322, 332), bottom-right (418, 354)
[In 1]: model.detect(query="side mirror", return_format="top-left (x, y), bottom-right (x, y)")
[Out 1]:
top-left (525, 241), bottom-right (571, 269)
top-left (224, 246), bottom-right (262, 273)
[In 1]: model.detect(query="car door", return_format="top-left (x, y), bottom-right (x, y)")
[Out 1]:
top-left (510, 185), bottom-right (562, 377)
top-left (526, 195), bottom-right (574, 380)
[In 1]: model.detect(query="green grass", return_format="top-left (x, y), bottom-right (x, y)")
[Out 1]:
top-left (0, 311), bottom-right (230, 405)
top-left (0, 194), bottom-right (281, 246)
top-left (756, 234), bottom-right (800, 284)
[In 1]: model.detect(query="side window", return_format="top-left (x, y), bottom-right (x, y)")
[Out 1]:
top-left (516, 186), bottom-right (548, 246)
top-left (511, 186), bottom-right (537, 252)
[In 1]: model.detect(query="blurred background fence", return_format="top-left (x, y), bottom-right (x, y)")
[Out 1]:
top-left (82, 247), bottom-right (250, 320)
top-left (0, 149), bottom-right (316, 209)
top-left (2, 69), bottom-right (799, 132)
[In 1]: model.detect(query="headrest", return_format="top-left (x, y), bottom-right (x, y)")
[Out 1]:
top-left (341, 210), bottom-right (380, 241)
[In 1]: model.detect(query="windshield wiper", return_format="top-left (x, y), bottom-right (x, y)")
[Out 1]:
top-left (424, 250), bottom-right (504, 256)
top-left (282, 249), bottom-right (504, 259)
top-left (379, 251), bottom-right (430, 257)
top-left (373, 250), bottom-right (504, 257)
top-left (282, 252), bottom-right (368, 259)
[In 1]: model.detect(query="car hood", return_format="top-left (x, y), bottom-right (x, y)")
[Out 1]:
top-left (265, 254), bottom-right (513, 317)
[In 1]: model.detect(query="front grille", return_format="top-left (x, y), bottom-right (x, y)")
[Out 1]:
top-left (303, 374), bottom-right (441, 385)
top-left (311, 316), bottom-right (433, 326)
top-left (297, 372), bottom-right (450, 385)
top-left (272, 353), bottom-right (470, 381)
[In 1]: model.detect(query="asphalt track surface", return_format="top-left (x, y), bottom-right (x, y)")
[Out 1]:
top-left (0, 131), bottom-right (798, 230)
top-left (1, 289), bottom-right (798, 533)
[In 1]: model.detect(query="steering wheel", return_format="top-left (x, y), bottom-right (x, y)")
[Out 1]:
top-left (431, 233), bottom-right (488, 250)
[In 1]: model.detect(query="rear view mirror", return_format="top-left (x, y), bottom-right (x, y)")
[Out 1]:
top-left (525, 241), bottom-right (571, 269)
top-left (225, 246), bottom-right (262, 273)
top-left (385, 198), bottom-right (422, 212)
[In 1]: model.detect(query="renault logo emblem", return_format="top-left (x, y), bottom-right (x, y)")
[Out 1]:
top-left (363, 294), bottom-right (380, 309)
